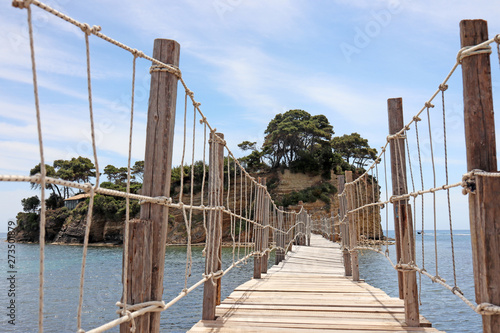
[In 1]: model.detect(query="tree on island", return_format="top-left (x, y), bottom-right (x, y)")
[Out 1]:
top-left (261, 109), bottom-right (334, 168)
top-left (21, 195), bottom-right (40, 213)
top-left (331, 132), bottom-right (378, 169)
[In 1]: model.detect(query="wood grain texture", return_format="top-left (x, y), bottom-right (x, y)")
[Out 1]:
top-left (345, 171), bottom-right (359, 281)
top-left (188, 234), bottom-right (440, 332)
top-left (460, 19), bottom-right (499, 333)
top-left (202, 132), bottom-right (225, 320)
top-left (121, 39), bottom-right (179, 333)
top-left (388, 97), bottom-right (419, 326)
top-left (387, 97), bottom-right (405, 300)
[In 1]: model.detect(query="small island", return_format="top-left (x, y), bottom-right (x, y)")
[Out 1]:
top-left (11, 110), bottom-right (383, 245)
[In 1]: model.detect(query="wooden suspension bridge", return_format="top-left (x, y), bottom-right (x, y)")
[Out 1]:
top-left (189, 234), bottom-right (440, 333)
top-left (5, 1), bottom-right (500, 331)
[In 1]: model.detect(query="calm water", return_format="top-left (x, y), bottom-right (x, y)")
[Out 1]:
top-left (0, 231), bottom-right (481, 332)
top-left (358, 230), bottom-right (481, 333)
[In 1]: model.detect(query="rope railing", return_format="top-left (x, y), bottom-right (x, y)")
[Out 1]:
top-left (337, 30), bottom-right (500, 320)
top-left (8, 1), bottom-right (500, 331)
top-left (6, 1), bottom-right (316, 332)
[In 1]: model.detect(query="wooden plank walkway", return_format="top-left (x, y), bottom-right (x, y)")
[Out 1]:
top-left (188, 234), bottom-right (443, 332)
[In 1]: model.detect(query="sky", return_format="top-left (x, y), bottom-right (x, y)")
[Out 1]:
top-left (1, 0), bottom-right (499, 232)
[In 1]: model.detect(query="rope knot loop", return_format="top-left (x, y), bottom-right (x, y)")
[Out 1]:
top-left (461, 171), bottom-right (477, 195)
top-left (149, 64), bottom-right (182, 77)
top-left (12, 0), bottom-right (31, 9)
top-left (476, 302), bottom-right (500, 315)
top-left (439, 83), bottom-right (449, 91)
top-left (132, 49), bottom-right (144, 58)
top-left (451, 286), bottom-right (463, 295)
top-left (458, 45), bottom-right (492, 63)
top-left (413, 115), bottom-right (421, 122)
top-left (80, 23), bottom-right (100, 35)
top-left (495, 34), bottom-right (500, 44)
top-left (424, 101), bottom-right (435, 109)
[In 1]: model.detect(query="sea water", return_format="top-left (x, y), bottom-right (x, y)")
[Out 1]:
top-left (0, 231), bottom-right (482, 332)
top-left (358, 230), bottom-right (481, 333)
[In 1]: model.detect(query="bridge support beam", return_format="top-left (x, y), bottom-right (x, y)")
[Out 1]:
top-left (253, 178), bottom-right (263, 279)
top-left (338, 175), bottom-right (352, 277)
top-left (261, 178), bottom-right (269, 274)
top-left (202, 132), bottom-right (225, 320)
top-left (276, 207), bottom-right (285, 264)
top-left (460, 19), bottom-right (500, 333)
top-left (121, 39), bottom-right (180, 333)
top-left (388, 97), bottom-right (419, 327)
top-left (345, 171), bottom-right (359, 281)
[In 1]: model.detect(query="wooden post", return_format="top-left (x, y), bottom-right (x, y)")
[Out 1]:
top-left (253, 178), bottom-right (263, 279)
top-left (388, 97), bottom-right (419, 326)
top-left (121, 39), bottom-right (179, 333)
top-left (388, 98), bottom-right (405, 299)
top-left (345, 171), bottom-right (359, 281)
top-left (460, 19), bottom-right (500, 333)
top-left (276, 207), bottom-right (285, 263)
top-left (261, 179), bottom-right (269, 274)
top-left (202, 132), bottom-right (225, 320)
top-left (338, 175), bottom-right (352, 277)
top-left (307, 215), bottom-right (311, 246)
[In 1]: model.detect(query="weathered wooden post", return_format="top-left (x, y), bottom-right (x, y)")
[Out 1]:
top-left (345, 171), bottom-right (359, 281)
top-left (253, 178), bottom-right (263, 279)
top-left (388, 97), bottom-right (419, 326)
top-left (276, 206), bottom-right (285, 263)
top-left (460, 19), bottom-right (500, 333)
top-left (202, 132), bottom-right (225, 320)
top-left (121, 39), bottom-right (179, 333)
top-left (338, 175), bottom-right (352, 277)
top-left (307, 215), bottom-right (311, 246)
top-left (261, 179), bottom-right (269, 274)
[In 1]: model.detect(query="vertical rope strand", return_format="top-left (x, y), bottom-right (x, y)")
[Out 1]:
top-left (441, 87), bottom-right (458, 288)
top-left (415, 120), bottom-right (425, 305)
top-left (121, 53), bottom-right (138, 319)
top-left (26, 6), bottom-right (46, 332)
top-left (77, 29), bottom-right (101, 333)
top-left (426, 107), bottom-right (439, 278)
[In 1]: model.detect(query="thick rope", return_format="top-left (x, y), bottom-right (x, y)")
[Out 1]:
top-left (24, 4), bottom-right (46, 332)
top-left (77, 26), bottom-right (101, 333)
top-left (121, 52), bottom-right (138, 323)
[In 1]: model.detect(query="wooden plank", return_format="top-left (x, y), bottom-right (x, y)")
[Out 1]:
top-left (188, 234), bottom-right (441, 332)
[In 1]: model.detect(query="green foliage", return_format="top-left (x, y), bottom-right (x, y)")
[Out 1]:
top-left (266, 176), bottom-right (280, 190)
top-left (238, 141), bottom-right (257, 152)
top-left (16, 212), bottom-right (39, 232)
top-left (54, 156), bottom-right (96, 183)
top-left (132, 160), bottom-right (144, 182)
top-left (262, 110), bottom-right (334, 169)
top-left (170, 161), bottom-right (208, 196)
top-left (331, 132), bottom-right (378, 169)
top-left (21, 195), bottom-right (40, 213)
top-left (45, 193), bottom-right (64, 210)
top-left (91, 195), bottom-right (140, 221)
top-left (30, 156), bottom-right (96, 200)
top-left (239, 150), bottom-right (266, 173)
top-left (277, 182), bottom-right (337, 208)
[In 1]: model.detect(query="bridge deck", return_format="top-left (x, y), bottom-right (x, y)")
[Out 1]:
top-left (188, 234), bottom-right (443, 332)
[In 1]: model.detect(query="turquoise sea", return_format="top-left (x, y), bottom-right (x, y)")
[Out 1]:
top-left (0, 231), bottom-right (481, 332)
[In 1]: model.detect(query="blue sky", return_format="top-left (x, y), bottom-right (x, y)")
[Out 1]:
top-left (1, 0), bottom-right (499, 232)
